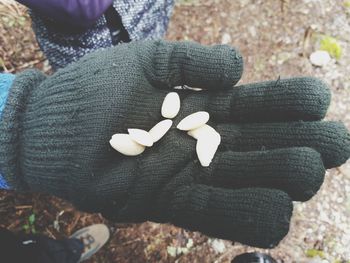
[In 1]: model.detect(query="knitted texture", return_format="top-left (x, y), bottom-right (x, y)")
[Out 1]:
top-left (0, 40), bottom-right (349, 248)
top-left (0, 70), bottom-right (47, 190)
top-left (30, 0), bottom-right (174, 70)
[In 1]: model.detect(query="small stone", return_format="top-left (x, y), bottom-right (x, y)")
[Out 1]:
top-left (211, 239), bottom-right (226, 253)
top-left (336, 197), bottom-right (343, 203)
top-left (319, 225), bottom-right (326, 232)
top-left (221, 33), bottom-right (232, 44)
top-left (186, 238), bottom-right (194, 249)
top-left (310, 50), bottom-right (331, 67)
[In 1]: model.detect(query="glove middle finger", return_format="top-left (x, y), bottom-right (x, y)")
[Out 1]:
top-left (216, 121), bottom-right (350, 169)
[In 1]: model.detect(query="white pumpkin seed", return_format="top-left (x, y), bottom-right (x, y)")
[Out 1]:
top-left (161, 92), bottom-right (180, 118)
top-left (149, 119), bottom-right (173, 143)
top-left (177, 111), bottom-right (210, 131)
top-left (110, 134), bottom-right (145, 156)
top-left (196, 130), bottom-right (221, 167)
top-left (187, 124), bottom-right (220, 141)
top-left (128, 129), bottom-right (154, 147)
top-left (196, 135), bottom-right (220, 167)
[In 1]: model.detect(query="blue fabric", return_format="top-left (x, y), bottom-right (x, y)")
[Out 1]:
top-left (0, 73), bottom-right (14, 190)
top-left (0, 176), bottom-right (9, 189)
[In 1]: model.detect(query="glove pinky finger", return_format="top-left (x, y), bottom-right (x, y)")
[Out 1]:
top-left (169, 185), bottom-right (292, 248)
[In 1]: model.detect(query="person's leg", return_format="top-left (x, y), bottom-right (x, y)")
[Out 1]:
top-left (0, 226), bottom-right (83, 263)
top-left (24, 234), bottom-right (84, 263)
top-left (0, 226), bottom-right (29, 262)
top-left (0, 224), bottom-right (109, 263)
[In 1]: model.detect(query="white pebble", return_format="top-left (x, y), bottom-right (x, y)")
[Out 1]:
top-left (221, 33), bottom-right (232, 44)
top-left (336, 197), bottom-right (343, 203)
top-left (128, 129), bottom-right (153, 147)
top-left (196, 132), bottom-right (221, 167)
top-left (149, 119), bottom-right (173, 143)
top-left (109, 134), bottom-right (145, 156)
top-left (177, 111), bottom-right (210, 131)
top-left (319, 225), bottom-right (326, 232)
top-left (211, 239), bottom-right (226, 253)
top-left (187, 124), bottom-right (220, 141)
top-left (309, 50), bottom-right (331, 67)
top-left (161, 92), bottom-right (180, 118)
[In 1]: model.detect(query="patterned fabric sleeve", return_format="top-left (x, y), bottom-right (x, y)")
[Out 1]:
top-left (0, 73), bottom-right (15, 189)
top-left (30, 0), bottom-right (175, 70)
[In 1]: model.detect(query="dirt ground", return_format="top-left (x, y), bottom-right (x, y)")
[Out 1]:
top-left (0, 0), bottom-right (350, 262)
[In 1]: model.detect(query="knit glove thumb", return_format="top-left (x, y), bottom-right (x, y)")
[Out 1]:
top-left (1, 40), bottom-right (349, 248)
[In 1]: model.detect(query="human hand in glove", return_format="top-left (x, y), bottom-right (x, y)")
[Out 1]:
top-left (1, 40), bottom-right (349, 248)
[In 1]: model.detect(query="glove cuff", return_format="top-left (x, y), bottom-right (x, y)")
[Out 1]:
top-left (0, 69), bottom-right (47, 190)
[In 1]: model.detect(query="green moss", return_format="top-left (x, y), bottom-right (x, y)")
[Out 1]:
top-left (320, 36), bottom-right (342, 60)
top-left (306, 249), bottom-right (325, 258)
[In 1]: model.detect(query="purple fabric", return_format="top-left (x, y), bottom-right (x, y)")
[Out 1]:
top-left (17, 0), bottom-right (113, 27)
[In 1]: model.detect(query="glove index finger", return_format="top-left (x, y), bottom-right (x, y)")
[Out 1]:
top-left (143, 40), bottom-right (243, 90)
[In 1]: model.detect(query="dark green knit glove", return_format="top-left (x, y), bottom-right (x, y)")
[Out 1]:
top-left (1, 40), bottom-right (349, 248)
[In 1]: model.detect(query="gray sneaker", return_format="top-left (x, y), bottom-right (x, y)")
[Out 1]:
top-left (70, 224), bottom-right (110, 262)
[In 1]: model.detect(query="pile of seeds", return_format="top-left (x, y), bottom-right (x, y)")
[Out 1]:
top-left (109, 92), bottom-right (221, 167)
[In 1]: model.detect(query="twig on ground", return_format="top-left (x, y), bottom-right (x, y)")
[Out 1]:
top-left (15, 205), bottom-right (33, 210)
